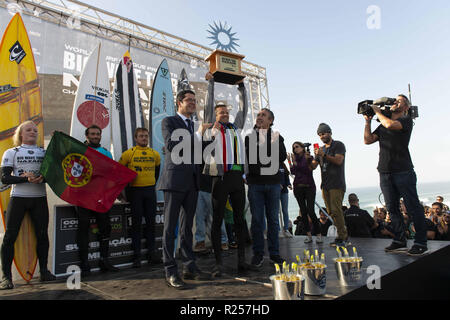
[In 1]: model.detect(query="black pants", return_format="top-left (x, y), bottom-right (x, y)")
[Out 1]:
top-left (76, 206), bottom-right (112, 263)
top-left (162, 187), bottom-right (198, 277)
top-left (129, 186), bottom-right (157, 258)
top-left (1, 197), bottom-right (50, 279)
top-left (211, 171), bottom-right (246, 264)
top-left (293, 186), bottom-right (320, 235)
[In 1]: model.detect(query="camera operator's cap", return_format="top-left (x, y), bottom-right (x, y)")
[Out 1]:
top-left (317, 123), bottom-right (332, 135)
top-left (348, 193), bottom-right (359, 202)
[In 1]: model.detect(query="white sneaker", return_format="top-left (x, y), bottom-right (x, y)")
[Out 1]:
top-left (316, 234), bottom-right (323, 244)
top-left (283, 230), bottom-right (294, 238)
top-left (304, 236), bottom-right (313, 244)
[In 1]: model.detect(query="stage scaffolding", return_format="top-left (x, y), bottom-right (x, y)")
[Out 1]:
top-left (0, 0), bottom-right (270, 118)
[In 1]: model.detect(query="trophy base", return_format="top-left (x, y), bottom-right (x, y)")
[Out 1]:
top-left (212, 71), bottom-right (245, 85)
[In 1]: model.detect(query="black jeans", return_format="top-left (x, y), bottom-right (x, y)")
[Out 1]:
top-left (293, 186), bottom-right (320, 235)
top-left (211, 171), bottom-right (246, 264)
top-left (1, 197), bottom-right (50, 279)
top-left (380, 170), bottom-right (427, 246)
top-left (129, 186), bottom-right (157, 258)
top-left (76, 206), bottom-right (112, 263)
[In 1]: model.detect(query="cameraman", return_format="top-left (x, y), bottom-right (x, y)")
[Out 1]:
top-left (364, 95), bottom-right (427, 256)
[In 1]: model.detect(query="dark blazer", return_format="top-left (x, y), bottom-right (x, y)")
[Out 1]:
top-left (157, 114), bottom-right (200, 192)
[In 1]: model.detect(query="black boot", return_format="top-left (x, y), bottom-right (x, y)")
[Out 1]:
top-left (237, 248), bottom-right (252, 273)
top-left (40, 269), bottom-right (57, 282)
top-left (212, 264), bottom-right (224, 278)
top-left (39, 257), bottom-right (56, 282)
top-left (99, 239), bottom-right (119, 272)
top-left (236, 226), bottom-right (256, 273)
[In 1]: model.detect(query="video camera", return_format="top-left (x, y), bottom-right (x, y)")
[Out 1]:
top-left (358, 97), bottom-right (419, 120)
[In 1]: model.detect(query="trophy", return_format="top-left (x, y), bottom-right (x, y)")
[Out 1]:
top-left (205, 49), bottom-right (246, 85)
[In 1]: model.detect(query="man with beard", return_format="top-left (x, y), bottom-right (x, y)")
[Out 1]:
top-left (364, 95), bottom-right (428, 255)
top-left (76, 125), bottom-right (119, 276)
top-left (313, 123), bottom-right (348, 247)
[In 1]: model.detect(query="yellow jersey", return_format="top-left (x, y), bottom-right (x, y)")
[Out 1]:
top-left (119, 146), bottom-right (161, 187)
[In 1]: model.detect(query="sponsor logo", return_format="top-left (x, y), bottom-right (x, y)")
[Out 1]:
top-left (161, 68), bottom-right (169, 77)
top-left (62, 153), bottom-right (93, 188)
top-left (61, 218), bottom-right (78, 231)
top-left (77, 101), bottom-right (110, 129)
top-left (9, 41), bottom-right (26, 64)
top-left (85, 94), bottom-right (105, 104)
top-left (0, 85), bottom-right (16, 94)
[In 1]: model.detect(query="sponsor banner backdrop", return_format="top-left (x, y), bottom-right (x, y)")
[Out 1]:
top-left (53, 203), bottom-right (164, 276)
top-left (0, 7), bottom-right (255, 137)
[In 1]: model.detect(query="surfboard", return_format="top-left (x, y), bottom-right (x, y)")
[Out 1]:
top-left (0, 13), bottom-right (40, 283)
top-left (149, 59), bottom-right (175, 202)
top-left (111, 51), bottom-right (145, 160)
top-left (177, 68), bottom-right (190, 93)
top-left (70, 42), bottom-right (111, 149)
top-left (176, 68), bottom-right (198, 122)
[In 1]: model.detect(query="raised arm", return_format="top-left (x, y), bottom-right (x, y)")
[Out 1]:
top-left (234, 80), bottom-right (248, 130)
top-left (364, 115), bottom-right (379, 145)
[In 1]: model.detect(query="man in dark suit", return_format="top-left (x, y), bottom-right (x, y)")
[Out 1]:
top-left (158, 89), bottom-right (212, 289)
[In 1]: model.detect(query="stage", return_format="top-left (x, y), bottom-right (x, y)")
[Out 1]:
top-left (0, 236), bottom-right (448, 300)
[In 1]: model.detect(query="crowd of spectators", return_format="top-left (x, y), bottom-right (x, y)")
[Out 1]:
top-left (293, 195), bottom-right (450, 241)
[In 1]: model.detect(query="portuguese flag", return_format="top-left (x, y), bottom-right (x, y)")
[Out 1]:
top-left (40, 131), bottom-right (136, 213)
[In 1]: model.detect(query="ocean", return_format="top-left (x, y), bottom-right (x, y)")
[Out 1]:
top-left (286, 180), bottom-right (450, 222)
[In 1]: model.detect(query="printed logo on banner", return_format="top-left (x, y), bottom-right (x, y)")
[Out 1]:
top-left (110, 215), bottom-right (123, 233)
top-left (54, 203), bottom-right (164, 276)
top-left (85, 94), bottom-right (105, 104)
top-left (126, 214), bottom-right (148, 228)
top-left (9, 41), bottom-right (26, 64)
top-left (61, 218), bottom-right (78, 231)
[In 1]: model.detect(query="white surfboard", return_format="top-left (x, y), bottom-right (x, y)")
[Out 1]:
top-left (111, 51), bottom-right (144, 160)
top-left (70, 42), bottom-right (111, 148)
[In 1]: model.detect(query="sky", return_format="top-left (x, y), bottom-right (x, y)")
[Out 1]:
top-left (78, 0), bottom-right (450, 188)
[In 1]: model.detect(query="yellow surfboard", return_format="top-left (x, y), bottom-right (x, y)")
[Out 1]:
top-left (0, 13), bottom-right (43, 283)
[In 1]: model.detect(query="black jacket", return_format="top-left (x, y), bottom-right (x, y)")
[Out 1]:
top-left (245, 128), bottom-right (287, 185)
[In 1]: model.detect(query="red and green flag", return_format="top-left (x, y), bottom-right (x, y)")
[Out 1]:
top-left (40, 131), bottom-right (136, 213)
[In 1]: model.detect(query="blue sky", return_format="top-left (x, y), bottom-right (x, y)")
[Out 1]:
top-left (87, 0), bottom-right (450, 188)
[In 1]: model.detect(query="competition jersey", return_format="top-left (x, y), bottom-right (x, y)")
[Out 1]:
top-left (1, 144), bottom-right (46, 197)
top-left (90, 145), bottom-right (113, 159)
top-left (119, 146), bottom-right (160, 187)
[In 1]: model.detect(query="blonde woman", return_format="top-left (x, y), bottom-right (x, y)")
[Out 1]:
top-left (0, 121), bottom-right (55, 290)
